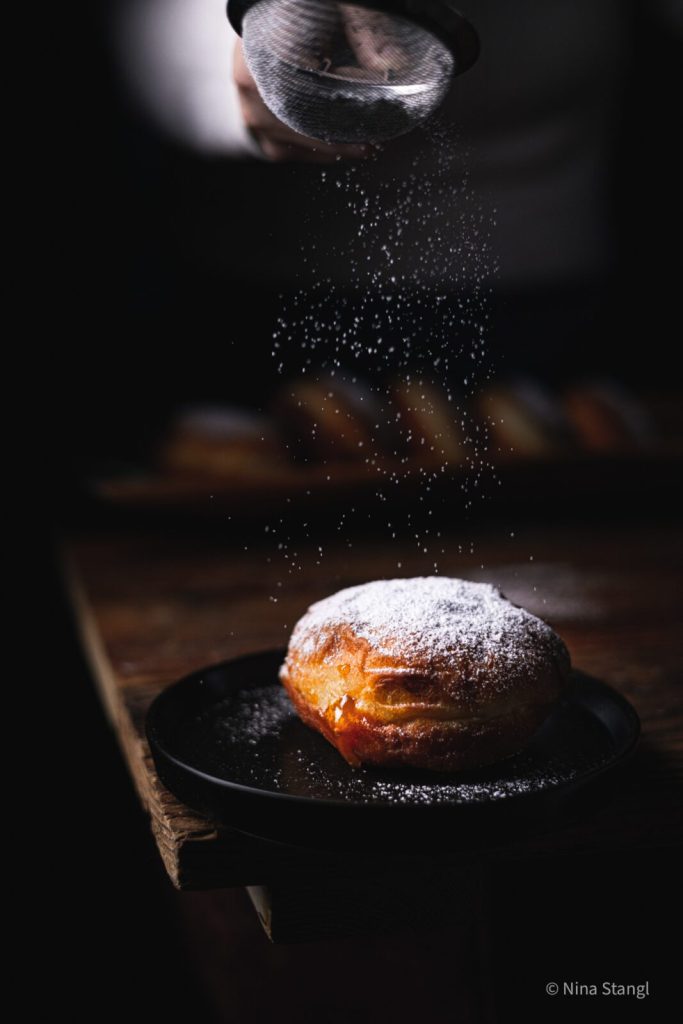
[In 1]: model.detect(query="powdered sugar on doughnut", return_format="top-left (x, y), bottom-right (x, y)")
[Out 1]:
top-left (291, 577), bottom-right (569, 699)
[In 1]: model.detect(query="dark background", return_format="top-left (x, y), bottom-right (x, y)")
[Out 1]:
top-left (46, 0), bottom-right (682, 503)
top-left (34, 2), bottom-right (682, 1021)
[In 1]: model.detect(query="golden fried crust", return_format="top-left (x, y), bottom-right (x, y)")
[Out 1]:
top-left (279, 578), bottom-right (571, 772)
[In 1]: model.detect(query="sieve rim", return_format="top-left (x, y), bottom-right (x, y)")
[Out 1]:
top-left (261, 61), bottom-right (449, 97)
top-left (227, 0), bottom-right (480, 75)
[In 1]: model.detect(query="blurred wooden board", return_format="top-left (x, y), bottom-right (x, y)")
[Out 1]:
top-left (62, 522), bottom-right (683, 891)
top-left (92, 452), bottom-right (683, 518)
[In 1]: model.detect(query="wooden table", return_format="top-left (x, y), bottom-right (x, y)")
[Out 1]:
top-left (62, 520), bottom-right (682, 946)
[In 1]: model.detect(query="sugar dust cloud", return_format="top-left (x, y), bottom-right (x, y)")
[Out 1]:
top-left (265, 122), bottom-right (500, 601)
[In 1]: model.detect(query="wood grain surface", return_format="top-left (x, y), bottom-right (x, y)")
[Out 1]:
top-left (62, 522), bottom-right (683, 891)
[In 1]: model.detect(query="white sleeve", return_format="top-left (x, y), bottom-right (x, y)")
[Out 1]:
top-left (113, 0), bottom-right (263, 157)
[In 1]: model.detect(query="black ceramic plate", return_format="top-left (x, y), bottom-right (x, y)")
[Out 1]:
top-left (146, 649), bottom-right (640, 849)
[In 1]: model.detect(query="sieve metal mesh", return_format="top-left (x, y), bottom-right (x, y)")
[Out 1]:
top-left (241, 0), bottom-right (455, 144)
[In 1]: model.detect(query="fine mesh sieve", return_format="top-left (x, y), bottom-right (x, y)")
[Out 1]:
top-left (227, 0), bottom-right (479, 144)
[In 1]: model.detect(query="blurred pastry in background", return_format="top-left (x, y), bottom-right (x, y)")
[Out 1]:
top-left (276, 376), bottom-right (388, 462)
top-left (508, 378), bottom-right (575, 448)
top-left (473, 379), bottom-right (569, 458)
top-left (161, 404), bottom-right (287, 478)
top-left (391, 378), bottom-right (467, 465)
top-left (564, 380), bottom-right (654, 453)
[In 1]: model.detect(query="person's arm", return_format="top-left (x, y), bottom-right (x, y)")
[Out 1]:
top-left (115, 0), bottom-right (369, 161)
top-left (114, 0), bottom-right (260, 156)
